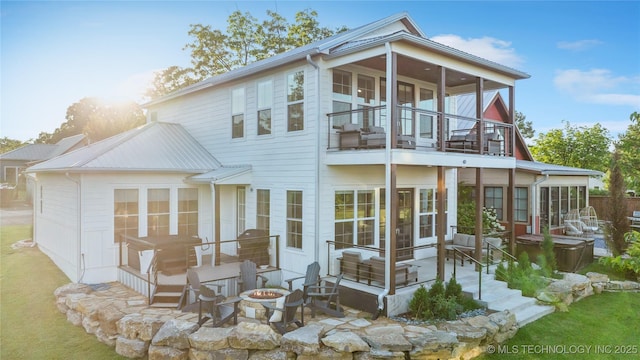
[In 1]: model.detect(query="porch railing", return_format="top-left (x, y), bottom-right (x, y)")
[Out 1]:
top-left (452, 248), bottom-right (485, 300)
top-left (327, 105), bottom-right (514, 156)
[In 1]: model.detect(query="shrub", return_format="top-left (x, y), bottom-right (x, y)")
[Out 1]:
top-left (541, 227), bottom-right (557, 274)
top-left (408, 285), bottom-right (429, 320)
top-left (408, 278), bottom-right (481, 321)
top-left (599, 230), bottom-right (640, 280)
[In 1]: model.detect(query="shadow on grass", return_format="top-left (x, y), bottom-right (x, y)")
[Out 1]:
top-left (1, 225), bottom-right (127, 359)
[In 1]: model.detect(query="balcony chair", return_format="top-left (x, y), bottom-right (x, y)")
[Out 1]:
top-left (284, 261), bottom-right (320, 302)
top-left (339, 250), bottom-right (366, 282)
top-left (305, 274), bottom-right (345, 318)
top-left (338, 123), bottom-right (363, 149)
top-left (262, 289), bottom-right (304, 334)
top-left (180, 268), bottom-right (224, 311)
top-left (363, 256), bottom-right (418, 286)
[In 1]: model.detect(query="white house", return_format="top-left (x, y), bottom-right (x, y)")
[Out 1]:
top-left (27, 13), bottom-right (600, 315)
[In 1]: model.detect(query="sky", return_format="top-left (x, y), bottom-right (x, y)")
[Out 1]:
top-left (1, 0), bottom-right (639, 143)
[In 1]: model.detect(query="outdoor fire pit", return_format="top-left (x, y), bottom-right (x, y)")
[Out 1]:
top-left (239, 288), bottom-right (290, 319)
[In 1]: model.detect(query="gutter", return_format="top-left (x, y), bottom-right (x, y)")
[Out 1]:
top-left (65, 172), bottom-right (84, 283)
top-left (306, 54), bottom-right (321, 264)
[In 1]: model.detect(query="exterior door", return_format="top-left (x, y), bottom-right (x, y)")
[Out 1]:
top-left (396, 189), bottom-right (414, 260)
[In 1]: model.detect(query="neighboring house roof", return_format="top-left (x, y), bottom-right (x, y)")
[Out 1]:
top-left (26, 122), bottom-right (221, 174)
top-left (0, 134), bottom-right (86, 162)
top-left (516, 160), bottom-right (603, 177)
top-left (455, 90), bottom-right (500, 119)
top-left (146, 12), bottom-right (529, 107)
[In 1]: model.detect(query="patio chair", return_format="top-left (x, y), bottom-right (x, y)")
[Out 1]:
top-left (197, 285), bottom-right (241, 327)
top-left (238, 260), bottom-right (268, 293)
top-left (180, 268), bottom-right (224, 311)
top-left (284, 261), bottom-right (320, 302)
top-left (339, 250), bottom-right (366, 282)
top-left (305, 274), bottom-right (345, 318)
top-left (262, 289), bottom-right (304, 334)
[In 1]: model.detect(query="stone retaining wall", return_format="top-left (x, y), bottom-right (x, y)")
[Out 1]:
top-left (54, 282), bottom-right (519, 359)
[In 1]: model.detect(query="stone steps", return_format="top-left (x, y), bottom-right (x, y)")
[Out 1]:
top-left (454, 271), bottom-right (554, 327)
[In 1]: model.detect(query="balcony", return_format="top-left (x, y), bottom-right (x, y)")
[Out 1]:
top-left (327, 105), bottom-right (514, 157)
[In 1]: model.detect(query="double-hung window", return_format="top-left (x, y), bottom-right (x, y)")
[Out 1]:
top-left (419, 188), bottom-right (436, 238)
top-left (484, 187), bottom-right (504, 221)
top-left (514, 187), bottom-right (528, 223)
top-left (232, 88), bottom-right (245, 138)
top-left (332, 69), bottom-right (352, 128)
top-left (287, 190), bottom-right (303, 248)
top-left (419, 88), bottom-right (434, 139)
top-left (114, 189), bottom-right (138, 242)
top-left (357, 74), bottom-right (375, 128)
top-left (256, 189), bottom-right (270, 231)
top-left (257, 80), bottom-right (272, 135)
top-left (148, 189), bottom-right (170, 236)
top-left (178, 188), bottom-right (198, 236)
top-left (287, 71), bottom-right (304, 131)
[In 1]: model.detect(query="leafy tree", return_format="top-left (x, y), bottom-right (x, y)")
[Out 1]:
top-left (36, 98), bottom-right (145, 144)
top-left (515, 111), bottom-right (535, 139)
top-left (148, 8), bottom-right (347, 99)
top-left (616, 112), bottom-right (640, 192)
top-left (530, 120), bottom-right (611, 172)
top-left (0, 137), bottom-right (26, 154)
top-left (607, 151), bottom-right (630, 255)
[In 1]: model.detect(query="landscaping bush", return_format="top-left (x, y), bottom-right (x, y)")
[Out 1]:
top-left (599, 230), bottom-right (640, 281)
top-left (408, 278), bottom-right (482, 321)
top-left (495, 252), bottom-right (549, 297)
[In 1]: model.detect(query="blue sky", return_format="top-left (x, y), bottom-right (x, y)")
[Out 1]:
top-left (2, 1), bottom-right (639, 142)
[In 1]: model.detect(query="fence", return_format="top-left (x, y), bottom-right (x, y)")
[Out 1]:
top-left (589, 196), bottom-right (640, 221)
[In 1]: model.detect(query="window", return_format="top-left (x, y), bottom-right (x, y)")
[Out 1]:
top-left (419, 88), bottom-right (434, 138)
top-left (514, 187), bottom-right (528, 222)
top-left (148, 189), bottom-right (170, 236)
top-left (237, 187), bottom-right (246, 236)
top-left (114, 189), bottom-right (138, 242)
top-left (256, 189), bottom-right (270, 231)
top-left (287, 190), bottom-right (303, 248)
top-left (484, 187), bottom-right (504, 221)
top-left (419, 189), bottom-right (436, 238)
top-left (257, 80), bottom-right (272, 135)
top-left (178, 188), bottom-right (198, 236)
top-left (232, 88), bottom-right (245, 138)
top-left (334, 190), bottom-right (375, 249)
top-left (357, 75), bottom-right (375, 128)
top-left (332, 69), bottom-right (352, 128)
top-left (540, 186), bottom-right (587, 228)
top-left (287, 71), bottom-right (304, 131)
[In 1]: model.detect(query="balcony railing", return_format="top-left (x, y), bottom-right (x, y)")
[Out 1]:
top-left (327, 105), bottom-right (513, 156)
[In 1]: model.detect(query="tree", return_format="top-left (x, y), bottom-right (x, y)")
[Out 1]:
top-left (36, 98), bottom-right (145, 144)
top-left (607, 151), bottom-right (630, 255)
top-left (0, 137), bottom-right (25, 154)
top-left (616, 112), bottom-right (640, 192)
top-left (515, 111), bottom-right (535, 139)
top-left (148, 8), bottom-right (347, 99)
top-left (529, 120), bottom-right (611, 172)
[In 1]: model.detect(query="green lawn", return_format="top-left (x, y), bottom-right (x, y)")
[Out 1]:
top-left (0, 224), bottom-right (126, 359)
top-left (480, 289), bottom-right (640, 359)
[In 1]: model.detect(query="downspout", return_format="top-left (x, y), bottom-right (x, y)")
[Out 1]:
top-left (65, 172), bottom-right (84, 283)
top-left (210, 182), bottom-right (216, 266)
top-left (373, 42), bottom-right (393, 320)
top-left (306, 54), bottom-right (321, 264)
top-left (530, 174), bottom-right (549, 234)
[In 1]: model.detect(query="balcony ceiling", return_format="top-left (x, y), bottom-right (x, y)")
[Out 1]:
top-left (355, 55), bottom-right (504, 91)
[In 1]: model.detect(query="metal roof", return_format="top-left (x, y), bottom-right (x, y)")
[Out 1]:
top-left (186, 166), bottom-right (252, 185)
top-left (145, 12), bottom-right (529, 107)
top-left (516, 160), bottom-right (603, 176)
top-left (26, 122), bottom-right (221, 173)
top-left (455, 90), bottom-right (501, 119)
top-left (0, 134), bottom-right (85, 161)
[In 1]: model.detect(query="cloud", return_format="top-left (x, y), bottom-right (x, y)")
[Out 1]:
top-left (557, 39), bottom-right (602, 51)
top-left (554, 69), bottom-right (640, 108)
top-left (430, 34), bottom-right (524, 68)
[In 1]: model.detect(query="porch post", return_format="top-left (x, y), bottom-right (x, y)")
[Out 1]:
top-left (214, 184), bottom-right (221, 266)
top-left (475, 168), bottom-right (484, 264)
top-left (509, 85), bottom-right (515, 156)
top-left (508, 168), bottom-right (516, 254)
top-left (437, 66), bottom-right (446, 152)
top-left (436, 166), bottom-right (446, 281)
top-left (388, 50), bottom-right (398, 295)
top-left (476, 78), bottom-right (484, 154)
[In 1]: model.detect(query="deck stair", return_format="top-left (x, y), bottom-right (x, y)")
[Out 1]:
top-left (150, 284), bottom-right (184, 308)
top-left (454, 267), bottom-right (554, 327)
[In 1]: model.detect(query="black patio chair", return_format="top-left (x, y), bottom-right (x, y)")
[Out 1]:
top-left (197, 285), bottom-right (241, 327)
top-left (305, 274), bottom-right (345, 318)
top-left (262, 289), bottom-right (304, 334)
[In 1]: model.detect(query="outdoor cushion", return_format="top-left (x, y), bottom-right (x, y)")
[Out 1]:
top-left (341, 123), bottom-right (360, 132)
top-left (268, 296), bottom-right (285, 323)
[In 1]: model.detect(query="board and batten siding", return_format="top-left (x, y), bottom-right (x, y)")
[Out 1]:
top-left (34, 173), bottom-right (80, 282)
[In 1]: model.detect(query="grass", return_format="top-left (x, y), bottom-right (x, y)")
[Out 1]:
top-left (480, 289), bottom-right (640, 359)
top-left (578, 260), bottom-right (633, 281)
top-left (0, 224), bottom-right (126, 359)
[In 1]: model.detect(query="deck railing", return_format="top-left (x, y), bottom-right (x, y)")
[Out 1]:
top-left (327, 105), bottom-right (514, 156)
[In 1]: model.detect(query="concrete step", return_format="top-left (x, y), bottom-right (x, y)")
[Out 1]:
top-left (514, 304), bottom-right (555, 327)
